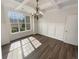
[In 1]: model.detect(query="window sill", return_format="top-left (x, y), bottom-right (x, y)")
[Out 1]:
top-left (11, 30), bottom-right (31, 34)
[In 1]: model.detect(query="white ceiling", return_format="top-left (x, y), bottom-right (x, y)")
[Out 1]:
top-left (2, 0), bottom-right (78, 15)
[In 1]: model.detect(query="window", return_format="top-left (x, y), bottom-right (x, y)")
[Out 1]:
top-left (26, 16), bottom-right (30, 30)
top-left (19, 18), bottom-right (25, 31)
top-left (8, 11), bottom-right (31, 33)
top-left (10, 18), bottom-right (19, 33)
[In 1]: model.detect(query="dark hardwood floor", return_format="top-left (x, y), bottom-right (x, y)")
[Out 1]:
top-left (2, 34), bottom-right (78, 59)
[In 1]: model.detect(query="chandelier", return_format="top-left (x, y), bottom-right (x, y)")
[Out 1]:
top-left (33, 0), bottom-right (43, 20)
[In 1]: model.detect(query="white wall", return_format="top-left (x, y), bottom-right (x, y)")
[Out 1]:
top-left (64, 15), bottom-right (78, 45)
top-left (1, 5), bottom-right (11, 45)
top-left (38, 10), bottom-right (65, 41)
top-left (32, 16), bottom-right (38, 34)
top-left (38, 9), bottom-right (78, 46)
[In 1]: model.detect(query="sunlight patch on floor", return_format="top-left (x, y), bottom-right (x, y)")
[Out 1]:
top-left (7, 47), bottom-right (22, 59)
top-left (29, 37), bottom-right (42, 48)
top-left (22, 43), bottom-right (34, 57)
top-left (29, 36), bottom-right (36, 41)
top-left (10, 41), bottom-right (21, 51)
top-left (21, 38), bottom-right (30, 45)
top-left (7, 36), bottom-right (42, 59)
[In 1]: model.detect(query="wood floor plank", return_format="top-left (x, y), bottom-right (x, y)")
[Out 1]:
top-left (58, 44), bottom-right (67, 59)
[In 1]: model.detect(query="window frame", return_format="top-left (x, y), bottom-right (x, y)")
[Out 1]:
top-left (25, 16), bottom-right (31, 30)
